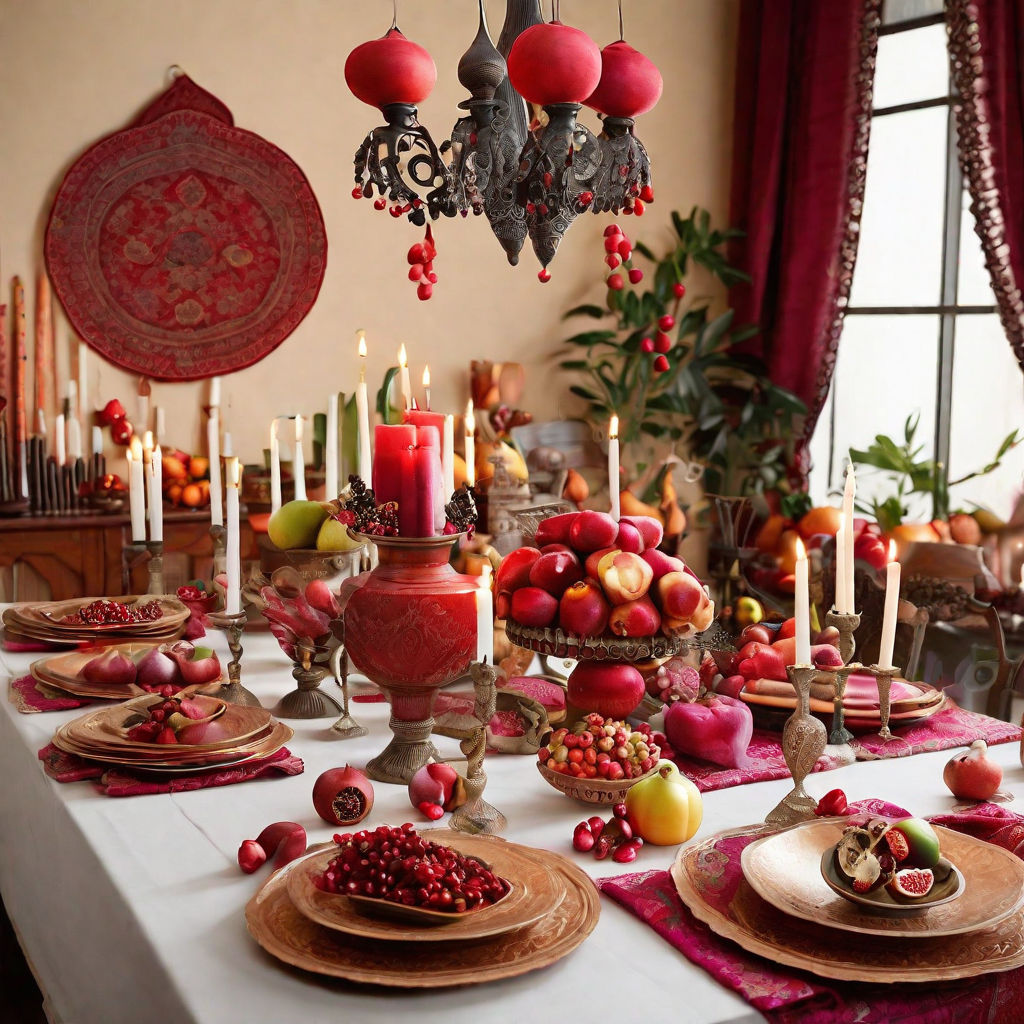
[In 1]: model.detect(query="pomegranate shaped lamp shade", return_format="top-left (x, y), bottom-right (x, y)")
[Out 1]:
top-left (344, 28), bottom-right (437, 108)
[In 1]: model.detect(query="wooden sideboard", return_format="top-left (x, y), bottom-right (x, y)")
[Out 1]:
top-left (0, 511), bottom-right (257, 601)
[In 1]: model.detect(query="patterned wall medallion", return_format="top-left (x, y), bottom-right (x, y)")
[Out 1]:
top-left (45, 75), bottom-right (327, 380)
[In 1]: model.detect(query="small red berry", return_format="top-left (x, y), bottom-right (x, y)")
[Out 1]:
top-left (605, 253), bottom-right (621, 269)
top-left (604, 236), bottom-right (620, 253)
top-left (538, 268), bottom-right (551, 283)
top-left (427, 272), bottom-right (438, 284)
top-left (604, 224), bottom-right (622, 237)
top-left (543, 171), bottom-right (553, 188)
top-left (418, 801), bottom-right (444, 820)
top-left (672, 282), bottom-right (686, 298)
top-left (607, 273), bottom-right (624, 291)
top-left (634, 199), bottom-right (645, 216)
top-left (653, 355), bottom-right (670, 373)
top-left (408, 265), bottom-right (424, 282)
top-left (416, 282), bottom-right (433, 301)
top-left (628, 268), bottom-right (643, 284)
top-left (578, 191), bottom-right (594, 206)
top-left (526, 202), bottom-right (536, 213)
top-left (537, 203), bottom-right (549, 216)
top-left (640, 337), bottom-right (655, 353)
top-left (659, 314), bottom-right (675, 331)
top-left (622, 205), bottom-right (633, 215)
top-left (617, 238), bottom-right (632, 259)
top-left (351, 186), bottom-right (364, 199)
top-left (640, 184), bottom-right (655, 202)
top-left (389, 206), bottom-right (402, 218)
top-left (655, 332), bottom-right (671, 353)
top-left (373, 198), bottom-right (387, 211)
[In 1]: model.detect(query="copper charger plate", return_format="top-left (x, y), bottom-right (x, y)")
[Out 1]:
top-left (4, 596), bottom-right (189, 643)
top-left (741, 819), bottom-right (1021, 937)
top-left (285, 831), bottom-right (563, 942)
top-left (672, 824), bottom-right (1024, 982)
top-left (246, 837), bottom-right (599, 987)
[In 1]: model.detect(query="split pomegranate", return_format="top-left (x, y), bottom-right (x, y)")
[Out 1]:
top-left (312, 765), bottom-right (374, 826)
top-left (887, 867), bottom-right (934, 899)
top-left (237, 821), bottom-right (307, 874)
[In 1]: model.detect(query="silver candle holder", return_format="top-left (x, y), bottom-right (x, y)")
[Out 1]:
top-left (867, 663), bottom-right (899, 741)
top-left (329, 644), bottom-right (368, 740)
top-left (207, 610), bottom-right (263, 708)
top-left (145, 540), bottom-right (165, 596)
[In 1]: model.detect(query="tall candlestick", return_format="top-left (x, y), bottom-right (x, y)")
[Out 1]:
top-left (356, 332), bottom-right (372, 484)
top-left (35, 271), bottom-right (51, 423)
top-left (608, 414), bottom-right (620, 522)
top-left (127, 438), bottom-right (146, 541)
top-left (270, 419), bottom-right (282, 514)
top-left (293, 416), bottom-right (307, 501)
top-left (878, 540), bottom-right (901, 670)
top-left (794, 537), bottom-right (811, 666)
top-left (834, 524), bottom-right (846, 613)
top-left (67, 417), bottom-right (82, 460)
top-left (137, 378), bottom-right (150, 434)
top-left (398, 343), bottom-right (411, 411)
top-left (91, 425), bottom-right (103, 457)
top-left (77, 340), bottom-right (88, 419)
top-left (225, 456), bottom-right (241, 614)
top-left (209, 376), bottom-right (221, 409)
top-left (442, 413), bottom-right (454, 501)
top-left (222, 431), bottom-right (233, 457)
top-left (55, 414), bottom-right (66, 465)
top-left (149, 445), bottom-right (164, 542)
top-left (476, 563), bottom-right (494, 665)
top-left (422, 365), bottom-right (431, 411)
top-left (465, 399), bottom-right (476, 487)
top-left (842, 464), bottom-right (856, 613)
top-left (14, 278), bottom-right (28, 497)
top-left (207, 408), bottom-right (223, 527)
top-left (326, 393), bottom-right (339, 498)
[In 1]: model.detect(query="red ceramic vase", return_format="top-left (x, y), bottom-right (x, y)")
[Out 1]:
top-left (340, 533), bottom-right (476, 782)
top-left (507, 21), bottom-right (602, 105)
top-left (345, 28), bottom-right (437, 109)
top-left (585, 40), bottom-right (663, 118)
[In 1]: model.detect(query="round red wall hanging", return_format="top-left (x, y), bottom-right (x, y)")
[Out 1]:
top-left (45, 75), bottom-right (327, 381)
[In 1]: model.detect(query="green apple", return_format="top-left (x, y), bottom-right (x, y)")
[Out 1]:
top-left (268, 500), bottom-right (330, 550)
top-left (315, 516), bottom-right (364, 552)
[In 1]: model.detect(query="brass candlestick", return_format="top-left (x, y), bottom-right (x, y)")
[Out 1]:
top-left (823, 609), bottom-right (861, 748)
top-left (207, 610), bottom-right (263, 708)
top-left (868, 664), bottom-right (899, 741)
top-left (825, 608), bottom-right (860, 665)
top-left (329, 644), bottom-right (367, 740)
top-left (828, 663), bottom-right (861, 746)
top-left (209, 523), bottom-right (227, 578)
top-left (766, 664), bottom-right (827, 827)
top-left (145, 540), bottom-right (165, 596)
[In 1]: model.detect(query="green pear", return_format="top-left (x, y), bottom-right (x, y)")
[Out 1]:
top-left (268, 500), bottom-right (330, 550)
top-left (316, 516), bottom-right (364, 552)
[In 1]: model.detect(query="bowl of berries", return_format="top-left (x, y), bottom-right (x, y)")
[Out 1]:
top-left (536, 713), bottom-right (662, 804)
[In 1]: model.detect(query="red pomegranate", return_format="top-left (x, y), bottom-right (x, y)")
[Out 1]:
top-left (567, 661), bottom-right (645, 719)
top-left (507, 21), bottom-right (602, 105)
top-left (345, 28), bottom-right (437, 109)
top-left (586, 41), bottom-right (663, 118)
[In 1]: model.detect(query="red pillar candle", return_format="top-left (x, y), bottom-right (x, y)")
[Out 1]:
top-left (409, 424), bottom-right (443, 535)
top-left (372, 424), bottom-right (416, 512)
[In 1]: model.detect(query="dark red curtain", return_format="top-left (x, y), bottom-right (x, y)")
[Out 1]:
top-left (728, 0), bottom-right (881, 484)
top-left (948, 0), bottom-right (1024, 372)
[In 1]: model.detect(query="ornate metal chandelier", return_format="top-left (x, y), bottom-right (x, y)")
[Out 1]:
top-left (344, 0), bottom-right (662, 281)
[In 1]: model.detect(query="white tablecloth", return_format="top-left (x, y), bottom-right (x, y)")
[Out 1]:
top-left (1, 623), bottom-right (1022, 1024)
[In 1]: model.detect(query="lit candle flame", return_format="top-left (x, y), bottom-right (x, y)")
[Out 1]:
top-left (888, 539), bottom-right (897, 563)
top-left (398, 343), bottom-right (407, 369)
top-left (609, 414), bottom-right (619, 440)
top-left (226, 456), bottom-right (241, 488)
top-left (795, 537), bottom-right (806, 561)
top-left (422, 365), bottom-right (430, 388)
top-left (129, 436), bottom-right (142, 459)
top-left (357, 330), bottom-right (367, 359)
top-left (142, 430), bottom-right (153, 450)
top-left (465, 398), bottom-right (475, 434)
top-left (294, 415), bottom-right (303, 441)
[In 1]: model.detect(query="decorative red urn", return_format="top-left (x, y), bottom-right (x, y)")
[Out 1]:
top-left (344, 28), bottom-right (437, 109)
top-left (585, 40), bottom-right (663, 119)
top-left (507, 21), bottom-right (602, 105)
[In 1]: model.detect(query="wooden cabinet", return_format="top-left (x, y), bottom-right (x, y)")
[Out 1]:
top-left (0, 511), bottom-right (256, 600)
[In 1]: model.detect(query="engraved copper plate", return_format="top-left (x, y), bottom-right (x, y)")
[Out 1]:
top-left (742, 820), bottom-right (1023, 936)
top-left (246, 838), bottom-right (599, 987)
top-left (672, 825), bottom-right (1024, 983)
top-left (286, 831), bottom-right (563, 942)
top-left (5, 595), bottom-right (189, 644)
top-left (44, 75), bottom-right (326, 381)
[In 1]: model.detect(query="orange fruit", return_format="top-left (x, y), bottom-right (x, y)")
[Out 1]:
top-left (755, 513), bottom-right (791, 553)
top-left (166, 483), bottom-right (183, 506)
top-left (776, 529), bottom-right (803, 574)
top-left (797, 505), bottom-right (841, 539)
top-left (181, 483), bottom-right (203, 508)
top-left (188, 456), bottom-right (209, 479)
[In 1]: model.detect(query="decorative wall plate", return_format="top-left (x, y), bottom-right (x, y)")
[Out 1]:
top-left (45, 74), bottom-right (327, 380)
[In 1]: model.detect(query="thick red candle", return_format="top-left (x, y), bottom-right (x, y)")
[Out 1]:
top-left (372, 424), bottom-right (416, 512)
top-left (408, 425), bottom-right (443, 536)
top-left (403, 409), bottom-right (445, 435)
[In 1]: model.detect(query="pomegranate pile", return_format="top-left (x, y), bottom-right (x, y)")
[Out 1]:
top-left (317, 825), bottom-right (510, 914)
top-left (123, 694), bottom-right (221, 745)
top-left (63, 598), bottom-right (164, 625)
top-left (538, 714), bottom-right (661, 781)
top-left (832, 816), bottom-right (951, 900)
top-left (572, 802), bottom-right (644, 863)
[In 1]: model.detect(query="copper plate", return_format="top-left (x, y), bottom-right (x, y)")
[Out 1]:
top-left (741, 820), bottom-right (1018, 937)
top-left (673, 825), bottom-right (1024, 982)
top-left (3, 598), bottom-right (188, 644)
top-left (285, 832), bottom-right (562, 942)
top-left (246, 839), bottom-right (599, 987)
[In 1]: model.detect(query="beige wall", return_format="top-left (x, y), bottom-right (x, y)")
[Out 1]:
top-left (0, 0), bottom-right (738, 466)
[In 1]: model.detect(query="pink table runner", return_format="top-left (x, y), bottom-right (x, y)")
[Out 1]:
top-left (672, 705), bottom-right (1021, 793)
top-left (599, 800), bottom-right (1024, 1024)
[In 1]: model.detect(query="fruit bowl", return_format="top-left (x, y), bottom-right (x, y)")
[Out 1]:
top-left (506, 618), bottom-right (698, 662)
top-left (536, 759), bottom-right (657, 804)
top-left (820, 847), bottom-right (965, 912)
top-left (346, 880), bottom-right (513, 927)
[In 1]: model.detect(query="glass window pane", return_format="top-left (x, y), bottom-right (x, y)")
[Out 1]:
top-left (827, 315), bottom-right (939, 520)
top-left (957, 188), bottom-right (998, 306)
top-left (849, 107), bottom-right (947, 307)
top-left (884, 0), bottom-right (943, 25)
top-left (808, 384), bottom-right (836, 503)
top-left (948, 316), bottom-right (1024, 518)
top-left (874, 24), bottom-right (949, 109)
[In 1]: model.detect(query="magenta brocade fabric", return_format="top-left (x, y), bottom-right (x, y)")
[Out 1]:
top-left (728, 0), bottom-right (880, 481)
top-left (599, 800), bottom-right (1024, 1023)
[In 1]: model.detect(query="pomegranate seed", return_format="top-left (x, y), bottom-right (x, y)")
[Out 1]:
top-left (351, 187), bottom-right (363, 199)
top-left (628, 268), bottom-right (643, 284)
top-left (416, 283), bottom-right (433, 301)
top-left (659, 314), bottom-right (675, 331)
top-left (617, 239), bottom-right (632, 259)
top-left (408, 265), bottom-right (424, 282)
top-left (605, 253), bottom-right (621, 269)
top-left (640, 337), bottom-right (654, 353)
top-left (641, 184), bottom-right (655, 202)
top-left (604, 236), bottom-right (621, 253)
top-left (373, 198), bottom-right (387, 211)
top-left (579, 191), bottom-right (594, 205)
top-left (655, 332), bottom-right (671, 353)
top-left (604, 224), bottom-right (622, 237)
top-left (634, 199), bottom-right (645, 216)
top-left (673, 282), bottom-right (686, 298)
top-left (538, 268), bottom-right (551, 283)
top-left (607, 273), bottom-right (624, 291)
top-left (654, 355), bottom-right (670, 373)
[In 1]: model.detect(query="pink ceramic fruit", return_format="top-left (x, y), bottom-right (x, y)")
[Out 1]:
top-left (614, 521), bottom-right (645, 554)
top-left (495, 546), bottom-right (542, 597)
top-left (529, 549), bottom-right (583, 597)
top-left (558, 579), bottom-right (611, 637)
top-left (640, 548), bottom-right (685, 580)
top-left (568, 510), bottom-right (619, 552)
top-left (304, 579), bottom-right (341, 618)
top-left (566, 662), bottom-right (645, 719)
top-left (663, 695), bottom-right (753, 769)
top-left (534, 512), bottom-right (579, 547)
top-left (608, 595), bottom-right (661, 637)
top-left (943, 739), bottom-right (1003, 801)
top-left (408, 762), bottom-right (467, 816)
top-left (620, 515), bottom-right (663, 549)
top-left (624, 761), bottom-right (702, 845)
top-left (135, 645), bottom-right (179, 690)
top-left (165, 642), bottom-right (222, 687)
top-left (597, 550), bottom-right (653, 604)
top-left (510, 586), bottom-right (559, 627)
top-left (237, 821), bottom-right (307, 874)
top-left (81, 649), bottom-right (137, 686)
top-left (312, 766), bottom-right (375, 826)
top-left (655, 571), bottom-right (705, 620)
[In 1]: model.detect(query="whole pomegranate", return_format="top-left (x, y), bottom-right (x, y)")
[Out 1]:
top-left (943, 739), bottom-right (1003, 801)
top-left (312, 765), bottom-right (374, 826)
